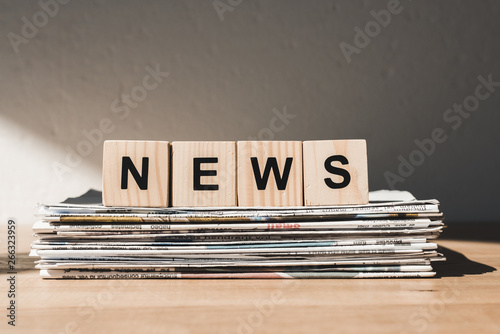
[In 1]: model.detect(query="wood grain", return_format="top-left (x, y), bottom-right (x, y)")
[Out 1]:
top-left (2, 239), bottom-right (499, 334)
top-left (303, 139), bottom-right (368, 205)
top-left (102, 140), bottom-right (169, 207)
top-left (237, 141), bottom-right (303, 207)
top-left (171, 141), bottom-right (237, 207)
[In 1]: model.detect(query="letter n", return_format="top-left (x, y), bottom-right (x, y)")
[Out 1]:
top-left (121, 156), bottom-right (149, 189)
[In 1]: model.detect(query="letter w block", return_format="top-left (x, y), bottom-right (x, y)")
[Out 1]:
top-left (103, 140), bottom-right (170, 207)
top-left (237, 141), bottom-right (303, 207)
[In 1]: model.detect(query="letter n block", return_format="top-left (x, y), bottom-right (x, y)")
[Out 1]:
top-left (172, 141), bottom-right (237, 207)
top-left (303, 140), bottom-right (368, 206)
top-left (237, 141), bottom-right (303, 207)
top-left (102, 140), bottom-right (170, 207)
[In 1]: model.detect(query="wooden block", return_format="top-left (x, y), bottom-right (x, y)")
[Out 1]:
top-left (102, 140), bottom-right (170, 207)
top-left (303, 140), bottom-right (368, 206)
top-left (171, 141), bottom-right (237, 207)
top-left (237, 141), bottom-right (303, 207)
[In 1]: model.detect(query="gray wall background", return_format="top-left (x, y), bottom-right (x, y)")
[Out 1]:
top-left (1, 0), bottom-right (500, 233)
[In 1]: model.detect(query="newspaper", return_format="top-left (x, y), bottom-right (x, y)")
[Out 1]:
top-left (38, 202), bottom-right (442, 223)
top-left (33, 218), bottom-right (441, 233)
top-left (30, 237), bottom-right (430, 249)
top-left (30, 189), bottom-right (446, 279)
top-left (40, 270), bottom-right (437, 279)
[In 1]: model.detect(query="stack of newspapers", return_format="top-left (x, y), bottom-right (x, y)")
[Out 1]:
top-left (31, 190), bottom-right (445, 279)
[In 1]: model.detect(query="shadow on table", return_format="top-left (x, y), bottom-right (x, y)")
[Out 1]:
top-left (434, 246), bottom-right (496, 278)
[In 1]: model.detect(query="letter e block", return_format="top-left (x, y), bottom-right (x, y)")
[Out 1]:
top-left (102, 140), bottom-right (169, 207)
top-left (237, 141), bottom-right (303, 207)
top-left (172, 141), bottom-right (237, 207)
top-left (303, 140), bottom-right (368, 205)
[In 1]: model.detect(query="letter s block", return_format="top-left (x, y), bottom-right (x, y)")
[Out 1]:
top-left (237, 141), bottom-right (303, 207)
top-left (303, 140), bottom-right (368, 206)
top-left (171, 141), bottom-right (237, 207)
top-left (102, 140), bottom-right (170, 207)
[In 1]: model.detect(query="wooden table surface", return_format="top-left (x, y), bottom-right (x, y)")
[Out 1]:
top-left (1, 239), bottom-right (499, 334)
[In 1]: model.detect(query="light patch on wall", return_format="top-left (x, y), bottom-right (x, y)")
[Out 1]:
top-left (0, 115), bottom-right (102, 229)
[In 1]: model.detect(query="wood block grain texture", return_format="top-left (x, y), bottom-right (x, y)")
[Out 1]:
top-left (171, 141), bottom-right (237, 207)
top-left (237, 141), bottom-right (303, 207)
top-left (303, 139), bottom-right (368, 205)
top-left (102, 140), bottom-right (169, 207)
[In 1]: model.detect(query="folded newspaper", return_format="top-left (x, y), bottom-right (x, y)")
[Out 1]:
top-left (30, 189), bottom-right (446, 279)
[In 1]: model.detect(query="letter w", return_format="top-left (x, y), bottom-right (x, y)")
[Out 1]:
top-left (251, 157), bottom-right (293, 190)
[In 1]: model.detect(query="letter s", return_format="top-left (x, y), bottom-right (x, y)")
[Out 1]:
top-left (324, 155), bottom-right (351, 189)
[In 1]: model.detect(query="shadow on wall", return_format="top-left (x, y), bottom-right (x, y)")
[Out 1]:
top-left (440, 223), bottom-right (500, 243)
top-left (3, 1), bottom-right (500, 224)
